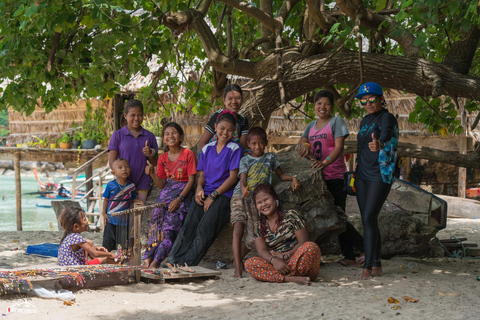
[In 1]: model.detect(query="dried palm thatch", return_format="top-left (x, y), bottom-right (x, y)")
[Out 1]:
top-left (7, 99), bottom-right (114, 144)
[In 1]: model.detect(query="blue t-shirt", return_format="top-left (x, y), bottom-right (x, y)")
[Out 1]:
top-left (102, 180), bottom-right (136, 225)
top-left (198, 141), bottom-right (242, 198)
top-left (356, 109), bottom-right (398, 184)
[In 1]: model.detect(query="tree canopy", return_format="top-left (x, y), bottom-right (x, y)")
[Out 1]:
top-left (1, 0), bottom-right (480, 135)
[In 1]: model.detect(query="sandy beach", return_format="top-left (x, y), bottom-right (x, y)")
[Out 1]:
top-left (0, 218), bottom-right (479, 320)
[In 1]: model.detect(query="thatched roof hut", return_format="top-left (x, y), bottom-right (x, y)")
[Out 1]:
top-left (6, 98), bottom-right (115, 145)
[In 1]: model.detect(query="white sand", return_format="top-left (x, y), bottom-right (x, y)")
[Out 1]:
top-left (1, 219), bottom-right (479, 320)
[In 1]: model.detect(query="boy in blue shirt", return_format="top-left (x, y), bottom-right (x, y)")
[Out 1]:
top-left (231, 127), bottom-right (300, 278)
top-left (102, 158), bottom-right (144, 251)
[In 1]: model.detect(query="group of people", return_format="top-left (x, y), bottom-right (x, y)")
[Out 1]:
top-left (57, 81), bottom-right (398, 282)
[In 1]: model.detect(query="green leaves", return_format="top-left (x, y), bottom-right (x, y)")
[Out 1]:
top-left (408, 96), bottom-right (464, 136)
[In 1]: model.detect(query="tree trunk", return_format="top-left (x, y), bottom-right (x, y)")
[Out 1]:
top-left (344, 141), bottom-right (480, 169)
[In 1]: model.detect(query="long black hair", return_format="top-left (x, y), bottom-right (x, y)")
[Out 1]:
top-left (162, 122), bottom-right (184, 152)
top-left (253, 183), bottom-right (284, 237)
top-left (58, 206), bottom-right (85, 245)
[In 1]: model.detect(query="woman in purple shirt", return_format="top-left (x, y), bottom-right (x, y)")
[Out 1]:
top-left (166, 111), bottom-right (242, 266)
top-left (108, 99), bottom-right (158, 203)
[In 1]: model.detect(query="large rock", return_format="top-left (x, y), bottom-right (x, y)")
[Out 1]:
top-left (272, 146), bottom-right (346, 254)
top-left (205, 146), bottom-right (347, 260)
top-left (347, 210), bottom-right (442, 258)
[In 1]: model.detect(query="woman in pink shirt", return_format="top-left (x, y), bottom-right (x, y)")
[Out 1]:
top-left (297, 90), bottom-right (364, 267)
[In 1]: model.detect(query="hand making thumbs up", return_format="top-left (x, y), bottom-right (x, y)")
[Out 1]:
top-left (142, 140), bottom-right (152, 157)
top-left (368, 133), bottom-right (380, 152)
top-left (145, 160), bottom-right (154, 175)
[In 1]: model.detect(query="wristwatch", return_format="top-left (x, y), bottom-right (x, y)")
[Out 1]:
top-left (209, 190), bottom-right (219, 200)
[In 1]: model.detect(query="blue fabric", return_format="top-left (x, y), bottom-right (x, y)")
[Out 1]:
top-left (356, 109), bottom-right (398, 184)
top-left (103, 180), bottom-right (136, 225)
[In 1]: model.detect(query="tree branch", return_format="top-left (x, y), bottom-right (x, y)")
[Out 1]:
top-left (47, 32), bottom-right (61, 72)
top-left (277, 0), bottom-right (302, 25)
top-left (199, 0), bottom-right (211, 15)
top-left (343, 141), bottom-right (480, 169)
top-left (217, 0), bottom-right (279, 32)
top-left (239, 35), bottom-right (274, 59)
top-left (443, 26), bottom-right (480, 75)
top-left (335, 0), bottom-right (420, 57)
top-left (163, 9), bottom-right (257, 78)
top-left (305, 0), bottom-right (334, 30)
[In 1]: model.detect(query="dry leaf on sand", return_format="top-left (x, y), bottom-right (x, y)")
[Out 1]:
top-left (391, 305), bottom-right (401, 310)
top-left (388, 297), bottom-right (401, 304)
top-left (438, 292), bottom-right (458, 296)
top-left (402, 296), bottom-right (419, 303)
top-left (63, 300), bottom-right (74, 306)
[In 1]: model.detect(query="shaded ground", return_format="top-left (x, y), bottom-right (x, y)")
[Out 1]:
top-left (0, 219), bottom-right (479, 320)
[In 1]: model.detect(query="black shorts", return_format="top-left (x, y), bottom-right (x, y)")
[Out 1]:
top-left (102, 222), bottom-right (129, 251)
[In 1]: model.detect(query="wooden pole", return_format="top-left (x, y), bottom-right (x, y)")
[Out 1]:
top-left (133, 203), bottom-right (142, 283)
top-left (98, 172), bottom-right (103, 230)
top-left (14, 152), bottom-right (22, 231)
top-left (458, 137), bottom-right (467, 198)
top-left (85, 156), bottom-right (93, 209)
top-left (403, 157), bottom-right (411, 182)
top-left (458, 105), bottom-right (467, 198)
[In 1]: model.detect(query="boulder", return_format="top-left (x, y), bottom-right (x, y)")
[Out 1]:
top-left (347, 210), bottom-right (442, 258)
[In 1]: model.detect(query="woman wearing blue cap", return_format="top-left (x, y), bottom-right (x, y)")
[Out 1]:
top-left (354, 82), bottom-right (398, 280)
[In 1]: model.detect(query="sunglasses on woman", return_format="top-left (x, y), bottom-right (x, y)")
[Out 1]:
top-left (360, 96), bottom-right (378, 105)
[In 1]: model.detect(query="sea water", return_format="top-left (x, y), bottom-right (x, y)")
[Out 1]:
top-left (0, 175), bottom-right (60, 231)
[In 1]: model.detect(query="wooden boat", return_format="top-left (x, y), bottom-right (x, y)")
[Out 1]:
top-left (346, 179), bottom-right (447, 230)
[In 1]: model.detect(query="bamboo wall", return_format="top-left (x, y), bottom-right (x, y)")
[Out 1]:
top-left (7, 98), bottom-right (115, 144)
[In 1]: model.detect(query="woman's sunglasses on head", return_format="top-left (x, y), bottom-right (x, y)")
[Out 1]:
top-left (360, 96), bottom-right (378, 105)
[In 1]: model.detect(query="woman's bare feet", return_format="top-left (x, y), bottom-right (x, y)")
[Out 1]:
top-left (372, 266), bottom-right (383, 277)
top-left (234, 261), bottom-right (245, 278)
top-left (355, 254), bottom-right (365, 268)
top-left (284, 276), bottom-right (311, 286)
top-left (360, 269), bottom-right (372, 280)
top-left (141, 258), bottom-right (152, 268)
top-left (337, 258), bottom-right (356, 267)
top-left (149, 260), bottom-right (158, 269)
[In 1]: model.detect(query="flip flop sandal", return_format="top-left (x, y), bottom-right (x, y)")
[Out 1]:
top-left (355, 255), bottom-right (366, 268)
top-left (337, 259), bottom-right (355, 267)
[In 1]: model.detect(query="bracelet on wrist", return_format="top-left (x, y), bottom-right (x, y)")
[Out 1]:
top-left (302, 143), bottom-right (311, 147)
top-left (326, 156), bottom-right (332, 162)
top-left (208, 194), bottom-right (215, 201)
top-left (270, 256), bottom-right (277, 264)
top-left (149, 148), bottom-right (156, 157)
top-left (178, 194), bottom-right (185, 201)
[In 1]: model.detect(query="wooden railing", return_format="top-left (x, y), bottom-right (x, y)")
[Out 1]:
top-left (70, 149), bottom-right (111, 227)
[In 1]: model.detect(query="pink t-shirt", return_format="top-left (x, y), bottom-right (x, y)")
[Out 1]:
top-left (301, 117), bottom-right (349, 180)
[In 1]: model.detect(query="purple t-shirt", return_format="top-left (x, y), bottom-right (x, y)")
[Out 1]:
top-left (108, 125), bottom-right (158, 190)
top-left (58, 233), bottom-right (86, 266)
top-left (198, 141), bottom-right (242, 198)
top-left (301, 117), bottom-right (349, 180)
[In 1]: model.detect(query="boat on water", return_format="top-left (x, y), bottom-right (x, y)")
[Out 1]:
top-left (35, 194), bottom-right (83, 208)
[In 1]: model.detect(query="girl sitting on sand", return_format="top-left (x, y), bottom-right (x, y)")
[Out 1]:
top-left (245, 183), bottom-right (321, 285)
top-left (58, 207), bottom-right (117, 266)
